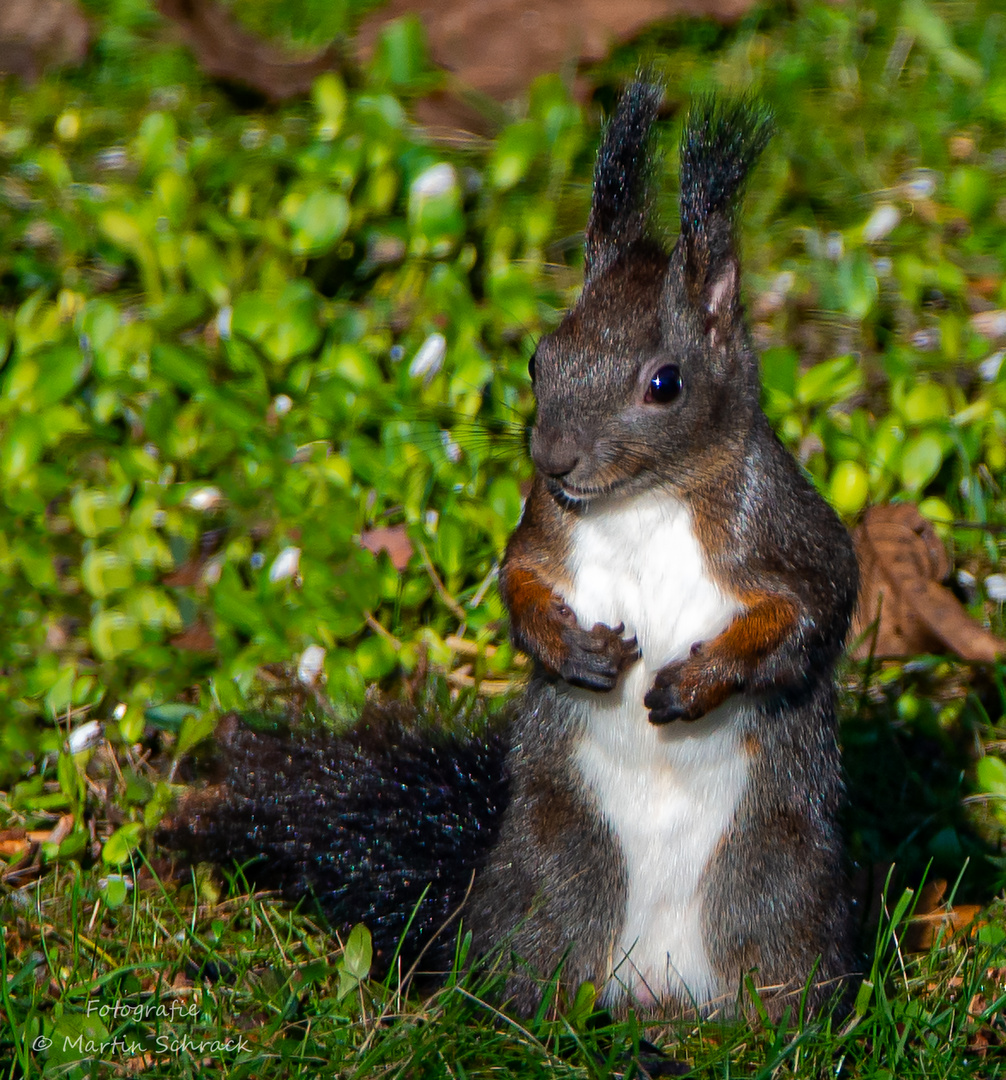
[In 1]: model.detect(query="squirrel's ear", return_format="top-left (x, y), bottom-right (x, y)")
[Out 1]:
top-left (703, 252), bottom-right (738, 319)
top-left (584, 82), bottom-right (663, 285)
top-left (698, 248), bottom-right (740, 344)
top-left (677, 98), bottom-right (771, 334)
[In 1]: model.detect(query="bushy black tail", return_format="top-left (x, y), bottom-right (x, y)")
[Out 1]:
top-left (160, 710), bottom-right (510, 976)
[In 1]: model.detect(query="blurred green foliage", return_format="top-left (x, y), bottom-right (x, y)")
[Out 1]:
top-left (1, 0), bottom-right (1006, 872)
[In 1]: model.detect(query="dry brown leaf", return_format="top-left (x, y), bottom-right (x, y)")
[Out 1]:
top-left (906, 904), bottom-right (983, 950)
top-left (964, 992), bottom-right (1002, 1058)
top-left (0, 0), bottom-right (90, 81)
top-left (969, 991), bottom-right (988, 1019)
top-left (171, 621), bottom-right (216, 653)
top-left (22, 815), bottom-right (76, 851)
top-left (163, 560), bottom-right (205, 587)
top-left (971, 276), bottom-right (1002, 300)
top-left (903, 877), bottom-right (984, 950)
top-left (157, 0), bottom-right (338, 102)
top-left (50, 814), bottom-right (75, 848)
top-left (852, 503), bottom-right (1006, 663)
top-left (160, 0), bottom-right (757, 129)
top-left (0, 827), bottom-right (30, 861)
top-left (359, 525), bottom-right (414, 571)
top-left (357, 0), bottom-right (755, 123)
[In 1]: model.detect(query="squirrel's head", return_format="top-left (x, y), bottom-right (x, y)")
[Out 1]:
top-left (529, 86), bottom-right (772, 506)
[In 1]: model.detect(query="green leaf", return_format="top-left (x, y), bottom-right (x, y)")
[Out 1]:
top-left (313, 72), bottom-right (347, 139)
top-left (337, 923), bottom-right (373, 1000)
top-left (99, 208), bottom-right (146, 252)
top-left (145, 702), bottom-right (199, 731)
top-left (343, 923), bottom-right (373, 979)
top-left (57, 751), bottom-right (83, 806)
top-left (232, 284), bottom-right (322, 364)
top-left (70, 490), bottom-right (124, 537)
top-left (977, 922), bottom-right (1006, 945)
top-left (354, 635), bottom-right (398, 681)
top-left (134, 110), bottom-right (179, 172)
top-left (408, 164), bottom-right (463, 253)
top-left (90, 610), bottom-right (141, 660)
top-left (45, 1012), bottom-right (111, 1066)
top-left (796, 355), bottom-right (863, 407)
top-left (370, 15), bottom-right (431, 89)
top-left (901, 382), bottom-right (950, 426)
top-left (102, 822), bottom-right (143, 865)
top-left (99, 875), bottom-right (129, 908)
top-left (760, 346), bottom-right (798, 398)
top-left (81, 549), bottom-right (134, 598)
top-left (143, 781), bottom-right (176, 830)
top-left (948, 166), bottom-right (993, 221)
top-left (567, 981), bottom-right (597, 1028)
top-left (1, 414), bottom-right (45, 482)
top-left (976, 754), bottom-right (1006, 797)
top-left (182, 232), bottom-right (231, 305)
top-left (434, 514), bottom-right (466, 581)
top-left (31, 345), bottom-right (88, 406)
top-left (899, 432), bottom-right (944, 492)
top-left (151, 343), bottom-right (209, 393)
top-left (491, 121), bottom-right (544, 190)
top-left (284, 188), bottom-right (350, 256)
top-left (854, 977), bottom-right (874, 1017)
top-left (829, 461), bottom-right (869, 515)
top-left (900, 0), bottom-right (982, 84)
top-left (176, 709), bottom-right (217, 756)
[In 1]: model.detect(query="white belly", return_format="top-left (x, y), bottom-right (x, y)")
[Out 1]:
top-left (562, 490), bottom-right (749, 1009)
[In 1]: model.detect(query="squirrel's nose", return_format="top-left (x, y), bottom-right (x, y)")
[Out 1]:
top-left (530, 429), bottom-right (581, 478)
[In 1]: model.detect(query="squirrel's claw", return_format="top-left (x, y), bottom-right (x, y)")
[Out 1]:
top-left (558, 620), bottom-right (640, 691)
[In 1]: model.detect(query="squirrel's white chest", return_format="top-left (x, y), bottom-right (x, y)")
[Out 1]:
top-left (562, 491), bottom-right (749, 1010)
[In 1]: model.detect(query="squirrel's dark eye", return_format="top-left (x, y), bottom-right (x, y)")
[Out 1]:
top-left (646, 364), bottom-right (682, 404)
top-left (528, 351), bottom-right (537, 383)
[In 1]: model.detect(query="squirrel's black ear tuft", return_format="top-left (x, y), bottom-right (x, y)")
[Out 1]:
top-left (678, 98), bottom-right (772, 323)
top-left (584, 81), bottom-right (663, 284)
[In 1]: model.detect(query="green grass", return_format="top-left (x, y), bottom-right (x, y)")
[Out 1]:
top-left (1, 846), bottom-right (1004, 1077)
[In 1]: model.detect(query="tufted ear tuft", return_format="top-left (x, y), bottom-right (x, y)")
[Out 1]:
top-left (583, 81), bottom-right (663, 285)
top-left (677, 98), bottom-right (772, 335)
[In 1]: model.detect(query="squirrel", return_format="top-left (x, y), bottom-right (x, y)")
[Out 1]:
top-left (162, 84), bottom-right (860, 1019)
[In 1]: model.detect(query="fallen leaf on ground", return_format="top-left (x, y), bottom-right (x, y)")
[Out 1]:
top-left (157, 0), bottom-right (338, 102)
top-left (359, 525), bottom-right (413, 570)
top-left (852, 503), bottom-right (1006, 662)
top-left (171, 621), bottom-right (216, 652)
top-left (904, 877), bottom-right (984, 951)
top-left (0, 0), bottom-right (90, 81)
top-left (158, 0), bottom-right (758, 129)
top-left (0, 828), bottom-right (30, 860)
top-left (162, 561), bottom-right (204, 587)
top-left (357, 0), bottom-right (755, 122)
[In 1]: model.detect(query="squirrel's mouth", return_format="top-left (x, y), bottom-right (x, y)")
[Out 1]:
top-left (547, 477), bottom-right (628, 509)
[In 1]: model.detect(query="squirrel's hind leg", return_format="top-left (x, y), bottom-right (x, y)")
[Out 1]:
top-left (699, 691), bottom-right (857, 1020)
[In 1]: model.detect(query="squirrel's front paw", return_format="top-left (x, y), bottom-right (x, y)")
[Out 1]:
top-left (644, 650), bottom-right (735, 724)
top-left (557, 611), bottom-right (640, 692)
